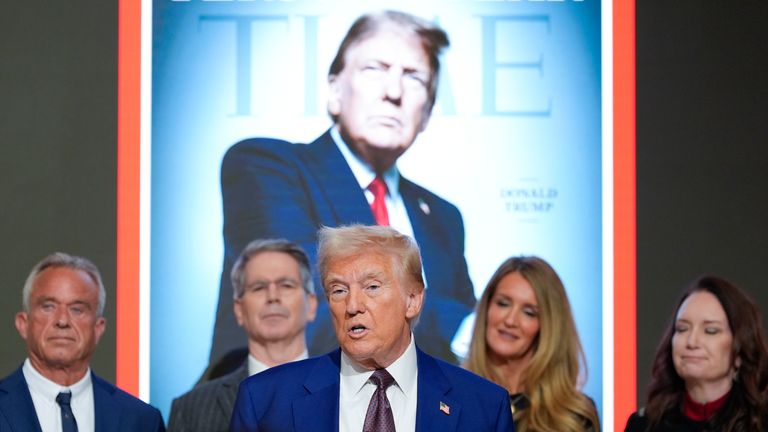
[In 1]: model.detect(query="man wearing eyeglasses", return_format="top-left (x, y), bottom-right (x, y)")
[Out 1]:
top-left (168, 239), bottom-right (317, 432)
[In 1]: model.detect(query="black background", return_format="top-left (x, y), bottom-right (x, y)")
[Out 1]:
top-left (1, 0), bottom-right (766, 416)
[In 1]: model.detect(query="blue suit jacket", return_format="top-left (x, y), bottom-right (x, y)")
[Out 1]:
top-left (211, 130), bottom-right (476, 364)
top-left (0, 367), bottom-right (165, 432)
top-left (230, 348), bottom-right (514, 432)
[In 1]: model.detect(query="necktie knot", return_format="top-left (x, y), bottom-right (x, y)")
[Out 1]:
top-left (57, 391), bottom-right (78, 432)
top-left (56, 391), bottom-right (72, 406)
top-left (368, 177), bottom-right (390, 226)
top-left (368, 177), bottom-right (388, 196)
top-left (370, 369), bottom-right (395, 390)
top-left (364, 369), bottom-right (396, 431)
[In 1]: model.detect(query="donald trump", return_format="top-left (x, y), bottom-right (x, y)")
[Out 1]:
top-left (230, 225), bottom-right (513, 432)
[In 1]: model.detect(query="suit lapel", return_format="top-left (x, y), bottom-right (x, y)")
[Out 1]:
top-left (400, 178), bottom-right (436, 246)
top-left (92, 373), bottom-right (121, 431)
top-left (292, 351), bottom-right (340, 432)
top-left (415, 349), bottom-right (461, 432)
top-left (300, 130), bottom-right (376, 226)
top-left (217, 362), bottom-right (248, 421)
top-left (0, 368), bottom-right (43, 432)
top-left (401, 179), bottom-right (443, 288)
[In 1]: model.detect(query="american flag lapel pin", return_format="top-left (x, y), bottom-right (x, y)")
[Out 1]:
top-left (439, 401), bottom-right (450, 415)
top-left (418, 198), bottom-right (431, 215)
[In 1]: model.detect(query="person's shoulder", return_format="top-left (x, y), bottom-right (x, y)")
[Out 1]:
top-left (399, 177), bottom-right (462, 218)
top-left (260, 353), bottom-right (323, 375)
top-left (173, 365), bottom-right (243, 405)
top-left (168, 365), bottom-right (245, 430)
top-left (425, 353), bottom-right (508, 398)
top-left (224, 137), bottom-right (297, 160)
top-left (399, 177), bottom-right (450, 204)
top-left (0, 366), bottom-right (24, 389)
top-left (240, 353), bottom-right (331, 389)
top-left (225, 130), bottom-right (330, 158)
top-left (0, 366), bottom-right (36, 400)
top-left (624, 408), bottom-right (648, 432)
top-left (221, 134), bottom-right (331, 177)
top-left (91, 373), bottom-right (163, 419)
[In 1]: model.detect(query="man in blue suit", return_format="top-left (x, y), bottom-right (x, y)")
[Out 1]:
top-left (0, 252), bottom-right (165, 431)
top-left (231, 225), bottom-right (513, 431)
top-left (211, 9), bottom-right (475, 371)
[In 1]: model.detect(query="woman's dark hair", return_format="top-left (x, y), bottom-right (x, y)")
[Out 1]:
top-left (644, 275), bottom-right (768, 430)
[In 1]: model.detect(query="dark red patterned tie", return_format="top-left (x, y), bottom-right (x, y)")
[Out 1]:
top-left (368, 177), bottom-right (390, 226)
top-left (363, 369), bottom-right (396, 432)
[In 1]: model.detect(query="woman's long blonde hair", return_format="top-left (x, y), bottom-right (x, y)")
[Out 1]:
top-left (463, 256), bottom-right (599, 432)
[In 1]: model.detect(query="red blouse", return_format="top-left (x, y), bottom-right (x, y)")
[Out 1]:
top-left (682, 390), bottom-right (730, 421)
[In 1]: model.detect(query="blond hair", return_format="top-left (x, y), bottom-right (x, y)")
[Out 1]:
top-left (464, 256), bottom-right (599, 431)
top-left (316, 224), bottom-right (425, 325)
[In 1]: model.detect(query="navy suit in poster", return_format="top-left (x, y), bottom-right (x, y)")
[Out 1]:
top-left (211, 130), bottom-right (476, 364)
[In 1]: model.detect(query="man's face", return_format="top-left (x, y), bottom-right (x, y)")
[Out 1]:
top-left (234, 251), bottom-right (317, 345)
top-left (15, 267), bottom-right (106, 374)
top-left (324, 251), bottom-right (424, 369)
top-left (328, 28), bottom-right (432, 170)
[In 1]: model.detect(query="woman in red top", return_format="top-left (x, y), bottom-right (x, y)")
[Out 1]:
top-left (625, 276), bottom-right (768, 431)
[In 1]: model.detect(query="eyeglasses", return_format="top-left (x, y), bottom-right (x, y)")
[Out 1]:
top-left (242, 278), bottom-right (302, 296)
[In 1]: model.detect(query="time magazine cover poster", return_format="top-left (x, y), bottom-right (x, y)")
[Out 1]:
top-left (150, 0), bottom-right (603, 421)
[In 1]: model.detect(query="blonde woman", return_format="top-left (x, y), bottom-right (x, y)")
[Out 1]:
top-left (464, 256), bottom-right (599, 431)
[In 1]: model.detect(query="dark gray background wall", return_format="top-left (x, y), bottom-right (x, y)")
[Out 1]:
top-left (1, 0), bottom-right (766, 412)
top-left (636, 0), bottom-right (768, 405)
top-left (1, 2), bottom-right (118, 379)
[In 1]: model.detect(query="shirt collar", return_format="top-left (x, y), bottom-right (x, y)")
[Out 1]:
top-left (683, 389), bottom-right (731, 421)
top-left (330, 126), bottom-right (400, 195)
top-left (23, 358), bottom-right (92, 400)
top-left (248, 349), bottom-right (308, 376)
top-left (339, 333), bottom-right (418, 400)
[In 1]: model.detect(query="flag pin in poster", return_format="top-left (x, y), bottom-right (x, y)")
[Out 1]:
top-left (418, 198), bottom-right (430, 215)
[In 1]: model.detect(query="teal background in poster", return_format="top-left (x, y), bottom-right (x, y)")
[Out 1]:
top-left (151, 0), bottom-right (601, 422)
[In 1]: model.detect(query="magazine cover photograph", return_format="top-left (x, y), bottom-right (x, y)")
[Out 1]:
top-left (150, 0), bottom-right (603, 422)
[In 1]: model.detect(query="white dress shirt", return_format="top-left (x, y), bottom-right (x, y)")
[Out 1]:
top-left (331, 127), bottom-right (416, 240)
top-left (339, 335), bottom-right (418, 432)
top-left (22, 358), bottom-right (95, 432)
top-left (247, 349), bottom-right (308, 376)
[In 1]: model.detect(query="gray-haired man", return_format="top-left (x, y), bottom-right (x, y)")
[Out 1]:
top-left (0, 252), bottom-right (165, 431)
top-left (169, 239), bottom-right (317, 432)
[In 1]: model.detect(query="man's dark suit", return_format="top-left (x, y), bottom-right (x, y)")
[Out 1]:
top-left (167, 362), bottom-right (247, 432)
top-left (0, 367), bottom-right (165, 432)
top-left (212, 130), bottom-right (475, 364)
top-left (230, 348), bottom-right (514, 432)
